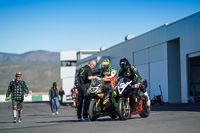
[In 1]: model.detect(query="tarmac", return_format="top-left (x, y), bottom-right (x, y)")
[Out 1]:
top-left (0, 101), bottom-right (200, 133)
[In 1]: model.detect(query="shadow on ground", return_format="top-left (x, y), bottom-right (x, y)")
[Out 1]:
top-left (151, 102), bottom-right (200, 112)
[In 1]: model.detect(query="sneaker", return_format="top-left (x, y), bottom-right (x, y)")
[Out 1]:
top-left (56, 111), bottom-right (59, 115)
top-left (13, 120), bottom-right (17, 123)
top-left (52, 113), bottom-right (55, 116)
top-left (147, 100), bottom-right (151, 108)
top-left (18, 117), bottom-right (22, 123)
top-left (83, 118), bottom-right (90, 121)
top-left (144, 92), bottom-right (150, 108)
top-left (78, 118), bottom-right (82, 121)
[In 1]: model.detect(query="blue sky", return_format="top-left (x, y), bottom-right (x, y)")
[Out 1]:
top-left (0, 0), bottom-right (199, 54)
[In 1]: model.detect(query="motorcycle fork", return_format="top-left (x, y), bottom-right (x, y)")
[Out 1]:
top-left (123, 96), bottom-right (130, 114)
top-left (124, 96), bottom-right (130, 113)
top-left (96, 99), bottom-right (100, 108)
top-left (127, 96), bottom-right (130, 103)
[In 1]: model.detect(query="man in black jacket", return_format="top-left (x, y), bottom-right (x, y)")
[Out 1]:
top-left (116, 58), bottom-right (150, 107)
top-left (49, 82), bottom-right (60, 115)
top-left (6, 72), bottom-right (29, 123)
top-left (77, 60), bottom-right (99, 121)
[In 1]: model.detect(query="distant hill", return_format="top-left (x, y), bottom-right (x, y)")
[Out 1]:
top-left (0, 50), bottom-right (62, 94)
top-left (0, 50), bottom-right (60, 65)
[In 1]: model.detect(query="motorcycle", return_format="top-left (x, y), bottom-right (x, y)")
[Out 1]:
top-left (116, 78), bottom-right (150, 120)
top-left (87, 79), bottom-right (118, 121)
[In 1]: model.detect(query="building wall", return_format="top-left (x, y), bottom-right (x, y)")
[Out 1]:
top-left (60, 51), bottom-right (77, 61)
top-left (167, 39), bottom-right (181, 103)
top-left (133, 43), bottom-right (168, 101)
top-left (60, 66), bottom-right (76, 97)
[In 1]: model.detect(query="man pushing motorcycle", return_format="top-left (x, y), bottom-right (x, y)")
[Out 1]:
top-left (100, 59), bottom-right (117, 110)
top-left (116, 58), bottom-right (150, 110)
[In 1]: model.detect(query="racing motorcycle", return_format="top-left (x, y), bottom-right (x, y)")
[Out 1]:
top-left (116, 78), bottom-right (150, 120)
top-left (87, 79), bottom-right (118, 121)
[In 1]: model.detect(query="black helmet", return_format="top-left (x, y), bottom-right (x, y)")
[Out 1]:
top-left (120, 58), bottom-right (129, 70)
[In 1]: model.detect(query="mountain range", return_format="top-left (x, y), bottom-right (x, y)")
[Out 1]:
top-left (0, 50), bottom-right (60, 64)
top-left (0, 50), bottom-right (61, 94)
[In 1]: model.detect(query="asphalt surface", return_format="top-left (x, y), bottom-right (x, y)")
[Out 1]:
top-left (0, 102), bottom-right (200, 133)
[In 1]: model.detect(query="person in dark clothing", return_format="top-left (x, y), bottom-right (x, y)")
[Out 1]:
top-left (49, 82), bottom-right (60, 115)
top-left (116, 58), bottom-right (150, 107)
top-left (59, 87), bottom-right (65, 103)
top-left (5, 72), bottom-right (29, 123)
top-left (77, 60), bottom-right (99, 121)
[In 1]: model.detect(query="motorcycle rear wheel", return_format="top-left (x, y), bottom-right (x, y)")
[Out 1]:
top-left (88, 100), bottom-right (98, 121)
top-left (118, 98), bottom-right (130, 120)
top-left (139, 100), bottom-right (150, 118)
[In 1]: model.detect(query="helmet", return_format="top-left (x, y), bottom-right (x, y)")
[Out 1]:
top-left (15, 72), bottom-right (22, 77)
top-left (120, 58), bottom-right (129, 70)
top-left (101, 59), bottom-right (111, 71)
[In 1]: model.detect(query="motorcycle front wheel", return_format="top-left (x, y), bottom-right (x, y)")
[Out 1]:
top-left (118, 97), bottom-right (130, 120)
top-left (88, 100), bottom-right (98, 121)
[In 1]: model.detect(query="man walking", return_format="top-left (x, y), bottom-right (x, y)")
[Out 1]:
top-left (5, 72), bottom-right (29, 123)
top-left (49, 82), bottom-right (60, 115)
top-left (77, 60), bottom-right (99, 121)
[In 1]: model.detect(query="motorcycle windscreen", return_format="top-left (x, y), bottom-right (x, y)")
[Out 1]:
top-left (118, 78), bottom-right (131, 84)
top-left (90, 80), bottom-right (104, 87)
top-left (117, 78), bottom-right (132, 95)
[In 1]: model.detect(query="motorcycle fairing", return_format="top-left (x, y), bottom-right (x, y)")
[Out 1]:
top-left (131, 100), bottom-right (143, 115)
top-left (117, 78), bottom-right (132, 95)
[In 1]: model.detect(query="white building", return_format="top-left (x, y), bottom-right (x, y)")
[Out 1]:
top-left (75, 11), bottom-right (200, 103)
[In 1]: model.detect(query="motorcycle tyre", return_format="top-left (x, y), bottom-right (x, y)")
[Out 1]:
top-left (139, 100), bottom-right (150, 118)
top-left (88, 100), bottom-right (98, 121)
top-left (118, 98), bottom-right (130, 120)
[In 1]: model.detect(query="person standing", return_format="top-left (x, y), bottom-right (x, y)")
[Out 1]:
top-left (100, 59), bottom-right (118, 109)
top-left (59, 87), bottom-right (65, 104)
top-left (5, 72), bottom-right (29, 123)
top-left (49, 82), bottom-right (60, 115)
top-left (77, 60), bottom-right (99, 121)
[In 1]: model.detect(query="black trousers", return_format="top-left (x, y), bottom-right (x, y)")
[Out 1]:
top-left (77, 90), bottom-right (89, 119)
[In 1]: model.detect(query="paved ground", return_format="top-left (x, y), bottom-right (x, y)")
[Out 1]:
top-left (0, 102), bottom-right (200, 133)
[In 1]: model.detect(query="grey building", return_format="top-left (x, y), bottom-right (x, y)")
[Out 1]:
top-left (76, 11), bottom-right (200, 103)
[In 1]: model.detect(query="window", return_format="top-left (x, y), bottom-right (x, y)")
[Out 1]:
top-left (61, 61), bottom-right (77, 66)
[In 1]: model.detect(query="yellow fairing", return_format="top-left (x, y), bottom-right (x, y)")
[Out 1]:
top-left (97, 93), bottom-right (104, 98)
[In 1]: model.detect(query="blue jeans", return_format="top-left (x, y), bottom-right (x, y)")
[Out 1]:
top-left (77, 90), bottom-right (89, 119)
top-left (51, 97), bottom-right (60, 113)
